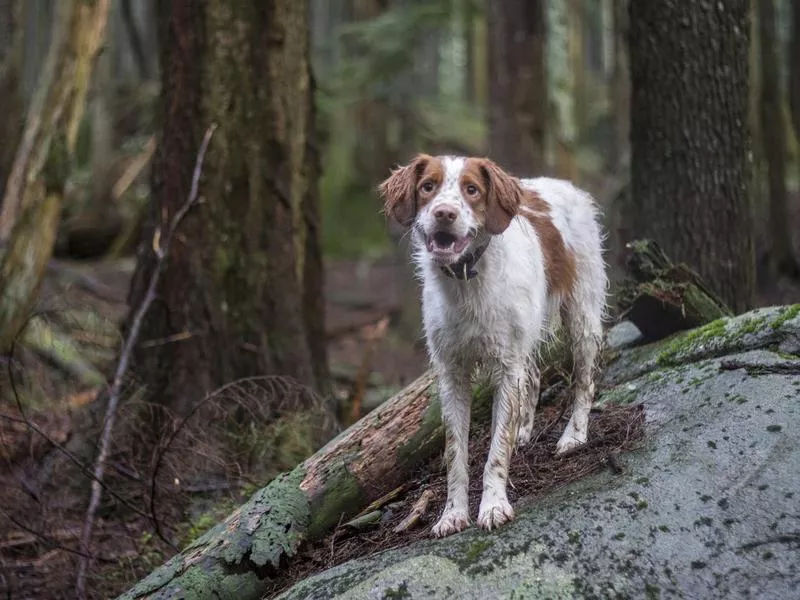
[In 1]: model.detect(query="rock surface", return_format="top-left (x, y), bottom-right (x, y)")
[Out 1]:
top-left (275, 305), bottom-right (800, 600)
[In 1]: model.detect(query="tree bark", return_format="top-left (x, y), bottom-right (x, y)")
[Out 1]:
top-left (487, 0), bottom-right (546, 175)
top-left (462, 0), bottom-right (476, 104)
top-left (119, 0), bottom-right (150, 80)
top-left (118, 371), bottom-right (495, 600)
top-left (609, 0), bottom-right (629, 169)
top-left (547, 0), bottom-right (577, 180)
top-left (0, 0), bottom-right (110, 352)
top-left (628, 0), bottom-right (755, 314)
top-left (790, 1), bottom-right (800, 147)
top-left (349, 0), bottom-right (392, 189)
top-left (758, 0), bottom-right (799, 279)
top-left (0, 0), bottom-right (22, 203)
top-left (126, 0), bottom-right (329, 417)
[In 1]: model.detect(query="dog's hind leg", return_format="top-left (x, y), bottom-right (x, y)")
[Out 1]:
top-left (556, 300), bottom-right (603, 455)
top-left (515, 362), bottom-right (540, 449)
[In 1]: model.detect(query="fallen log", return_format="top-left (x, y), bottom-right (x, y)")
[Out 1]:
top-left (119, 371), bottom-right (495, 600)
top-left (617, 239), bottom-right (733, 342)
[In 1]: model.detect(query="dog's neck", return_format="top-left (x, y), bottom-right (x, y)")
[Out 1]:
top-left (439, 239), bottom-right (491, 280)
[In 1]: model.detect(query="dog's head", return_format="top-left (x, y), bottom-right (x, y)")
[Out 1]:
top-left (378, 154), bottom-right (523, 266)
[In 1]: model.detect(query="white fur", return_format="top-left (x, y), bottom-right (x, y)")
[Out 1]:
top-left (408, 160), bottom-right (608, 538)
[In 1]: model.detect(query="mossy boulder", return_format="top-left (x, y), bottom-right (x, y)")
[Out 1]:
top-left (275, 305), bottom-right (800, 600)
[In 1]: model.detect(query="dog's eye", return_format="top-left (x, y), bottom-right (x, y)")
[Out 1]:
top-left (465, 184), bottom-right (478, 196)
top-left (421, 181), bottom-right (435, 193)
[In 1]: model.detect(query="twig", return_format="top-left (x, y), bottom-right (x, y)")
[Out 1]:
top-left (0, 508), bottom-right (117, 563)
top-left (719, 359), bottom-right (800, 376)
top-left (75, 123), bottom-right (217, 598)
top-left (393, 489), bottom-right (434, 533)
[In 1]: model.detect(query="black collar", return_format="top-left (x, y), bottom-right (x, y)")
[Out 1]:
top-left (440, 240), bottom-right (490, 280)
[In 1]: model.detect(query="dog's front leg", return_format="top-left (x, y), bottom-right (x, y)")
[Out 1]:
top-left (431, 367), bottom-right (472, 538)
top-left (477, 366), bottom-right (524, 531)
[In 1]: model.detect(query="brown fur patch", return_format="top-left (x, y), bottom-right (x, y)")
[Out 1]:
top-left (378, 154), bottom-right (444, 227)
top-left (519, 191), bottom-right (577, 297)
top-left (462, 158), bottom-right (523, 234)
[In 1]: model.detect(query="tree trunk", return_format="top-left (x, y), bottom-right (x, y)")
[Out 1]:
top-left (349, 0), bottom-right (392, 188)
top-left (758, 0), bottom-right (798, 278)
top-left (0, 0), bottom-right (22, 204)
top-left (547, 0), bottom-right (577, 180)
top-left (0, 0), bottom-right (110, 352)
top-left (118, 371), bottom-right (495, 600)
top-left (790, 1), bottom-right (800, 147)
top-left (119, 0), bottom-right (150, 80)
top-left (487, 0), bottom-right (547, 175)
top-left (462, 0), bottom-right (475, 104)
top-left (608, 0), bottom-right (629, 169)
top-left (126, 0), bottom-right (329, 417)
top-left (628, 0), bottom-right (755, 314)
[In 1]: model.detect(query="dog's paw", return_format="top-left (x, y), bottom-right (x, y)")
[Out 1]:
top-left (477, 497), bottom-right (515, 531)
top-left (555, 428), bottom-right (587, 455)
top-left (431, 509), bottom-right (471, 538)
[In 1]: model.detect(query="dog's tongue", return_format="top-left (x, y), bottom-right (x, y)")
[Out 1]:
top-left (427, 234), bottom-right (470, 253)
top-left (453, 237), bottom-right (470, 253)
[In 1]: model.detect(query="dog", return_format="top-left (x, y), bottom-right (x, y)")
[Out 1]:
top-left (379, 154), bottom-right (607, 538)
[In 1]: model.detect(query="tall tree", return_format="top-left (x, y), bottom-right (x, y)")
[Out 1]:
top-left (487, 0), bottom-right (546, 175)
top-left (127, 0), bottom-right (329, 416)
top-left (758, 0), bottom-right (799, 278)
top-left (0, 0), bottom-right (22, 200)
top-left (628, 0), bottom-right (755, 313)
top-left (609, 0), bottom-right (629, 169)
top-left (348, 0), bottom-right (392, 189)
top-left (0, 0), bottom-right (110, 352)
top-left (790, 2), bottom-right (800, 147)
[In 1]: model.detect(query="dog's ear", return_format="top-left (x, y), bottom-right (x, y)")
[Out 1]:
top-left (378, 154), bottom-right (431, 227)
top-left (478, 158), bottom-right (523, 234)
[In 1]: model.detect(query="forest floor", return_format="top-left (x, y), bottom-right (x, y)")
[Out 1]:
top-left (2, 193), bottom-right (800, 598)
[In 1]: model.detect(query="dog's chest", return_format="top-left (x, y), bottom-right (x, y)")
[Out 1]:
top-left (423, 276), bottom-right (540, 364)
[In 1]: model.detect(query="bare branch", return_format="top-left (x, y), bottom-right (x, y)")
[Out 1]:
top-left (75, 124), bottom-right (217, 598)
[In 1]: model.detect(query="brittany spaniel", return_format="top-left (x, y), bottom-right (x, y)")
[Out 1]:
top-left (379, 154), bottom-right (607, 538)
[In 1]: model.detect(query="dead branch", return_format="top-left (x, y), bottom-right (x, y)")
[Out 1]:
top-left (393, 489), bottom-right (434, 533)
top-left (75, 124), bottom-right (217, 597)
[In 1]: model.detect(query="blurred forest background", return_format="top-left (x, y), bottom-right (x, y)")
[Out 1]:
top-left (0, 0), bottom-right (799, 598)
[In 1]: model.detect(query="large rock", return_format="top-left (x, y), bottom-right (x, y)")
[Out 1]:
top-left (275, 305), bottom-right (800, 600)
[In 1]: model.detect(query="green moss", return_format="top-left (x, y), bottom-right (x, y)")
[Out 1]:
top-left (771, 304), bottom-right (800, 331)
top-left (597, 384), bottom-right (639, 407)
top-left (396, 383), bottom-right (443, 468)
top-left (308, 462), bottom-right (366, 539)
top-left (120, 469), bottom-right (309, 599)
top-left (463, 538), bottom-right (495, 565)
top-left (656, 318), bottom-right (727, 367)
top-left (381, 582), bottom-right (412, 599)
top-left (567, 530), bottom-right (581, 544)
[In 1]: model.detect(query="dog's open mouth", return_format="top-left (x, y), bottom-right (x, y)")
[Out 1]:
top-left (425, 231), bottom-right (472, 256)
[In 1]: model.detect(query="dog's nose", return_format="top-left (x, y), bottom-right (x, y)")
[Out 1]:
top-left (434, 205), bottom-right (458, 224)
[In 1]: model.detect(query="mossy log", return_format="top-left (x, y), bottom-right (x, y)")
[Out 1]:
top-left (119, 371), bottom-right (495, 600)
top-left (617, 239), bottom-right (733, 342)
